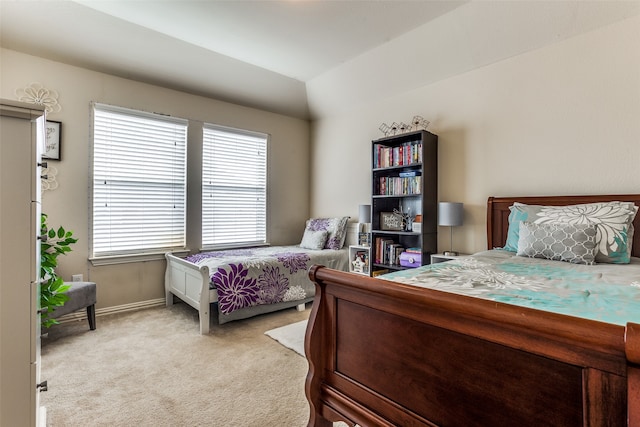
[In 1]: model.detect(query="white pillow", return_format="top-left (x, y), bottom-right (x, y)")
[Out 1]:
top-left (300, 229), bottom-right (329, 250)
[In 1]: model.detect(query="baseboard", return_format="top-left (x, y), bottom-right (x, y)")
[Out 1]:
top-left (39, 405), bottom-right (47, 427)
top-left (54, 298), bottom-right (166, 324)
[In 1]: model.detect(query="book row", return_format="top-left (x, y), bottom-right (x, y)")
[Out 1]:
top-left (373, 141), bottom-right (423, 169)
top-left (375, 237), bottom-right (405, 266)
top-left (377, 175), bottom-right (422, 196)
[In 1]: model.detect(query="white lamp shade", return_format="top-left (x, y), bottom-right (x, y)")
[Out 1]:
top-left (358, 204), bottom-right (371, 224)
top-left (438, 202), bottom-right (463, 227)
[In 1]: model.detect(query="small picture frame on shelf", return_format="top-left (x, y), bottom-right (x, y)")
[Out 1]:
top-left (380, 212), bottom-right (404, 231)
top-left (358, 232), bottom-right (371, 246)
top-left (43, 120), bottom-right (61, 160)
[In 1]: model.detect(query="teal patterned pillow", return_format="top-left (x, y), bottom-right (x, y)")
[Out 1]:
top-left (504, 201), bottom-right (638, 264)
top-left (517, 222), bottom-right (599, 265)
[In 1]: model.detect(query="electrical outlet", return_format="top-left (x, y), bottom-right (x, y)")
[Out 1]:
top-left (72, 274), bottom-right (83, 282)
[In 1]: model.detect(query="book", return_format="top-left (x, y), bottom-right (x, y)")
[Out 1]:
top-left (376, 237), bottom-right (394, 264)
top-left (373, 140), bottom-right (423, 169)
top-left (387, 244), bottom-right (404, 265)
top-left (372, 269), bottom-right (389, 277)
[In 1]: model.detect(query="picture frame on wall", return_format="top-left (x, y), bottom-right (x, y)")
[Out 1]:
top-left (44, 120), bottom-right (61, 160)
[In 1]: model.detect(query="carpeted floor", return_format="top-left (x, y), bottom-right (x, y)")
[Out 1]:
top-left (40, 302), bottom-right (314, 426)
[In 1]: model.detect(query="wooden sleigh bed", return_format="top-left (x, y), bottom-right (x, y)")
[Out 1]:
top-left (305, 194), bottom-right (640, 427)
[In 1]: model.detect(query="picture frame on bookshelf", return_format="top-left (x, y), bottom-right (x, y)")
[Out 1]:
top-left (349, 245), bottom-right (371, 276)
top-left (352, 251), bottom-right (369, 274)
top-left (380, 212), bottom-right (404, 231)
top-left (358, 232), bottom-right (371, 246)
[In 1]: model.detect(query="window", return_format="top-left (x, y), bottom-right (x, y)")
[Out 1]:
top-left (202, 125), bottom-right (267, 248)
top-left (91, 103), bottom-right (187, 261)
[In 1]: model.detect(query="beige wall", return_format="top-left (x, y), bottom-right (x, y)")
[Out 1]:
top-left (309, 14), bottom-right (640, 256)
top-left (0, 49), bottom-right (310, 310)
top-left (2, 12), bottom-right (639, 310)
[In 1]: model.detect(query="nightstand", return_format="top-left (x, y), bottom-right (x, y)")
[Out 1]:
top-left (430, 253), bottom-right (469, 264)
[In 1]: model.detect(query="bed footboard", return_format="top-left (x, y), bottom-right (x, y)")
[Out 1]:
top-left (627, 323), bottom-right (640, 426)
top-left (305, 265), bottom-right (637, 427)
top-left (165, 253), bottom-right (213, 334)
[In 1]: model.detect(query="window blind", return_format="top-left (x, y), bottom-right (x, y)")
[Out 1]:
top-left (202, 125), bottom-right (267, 248)
top-left (91, 103), bottom-right (187, 258)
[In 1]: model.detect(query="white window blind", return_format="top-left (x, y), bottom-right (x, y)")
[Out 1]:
top-left (202, 125), bottom-right (267, 248)
top-left (91, 103), bottom-right (187, 258)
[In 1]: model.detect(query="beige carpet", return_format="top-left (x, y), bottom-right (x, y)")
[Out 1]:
top-left (40, 302), bottom-right (317, 426)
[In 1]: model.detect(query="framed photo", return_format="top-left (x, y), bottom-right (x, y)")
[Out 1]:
top-left (380, 212), bottom-right (404, 231)
top-left (44, 120), bottom-right (61, 160)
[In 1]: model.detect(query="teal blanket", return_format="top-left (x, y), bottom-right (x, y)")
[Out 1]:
top-left (383, 249), bottom-right (640, 326)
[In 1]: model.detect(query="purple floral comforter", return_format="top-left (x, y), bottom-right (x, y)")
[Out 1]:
top-left (185, 246), bottom-right (348, 315)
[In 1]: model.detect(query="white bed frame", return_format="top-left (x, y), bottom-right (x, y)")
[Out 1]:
top-left (164, 252), bottom-right (307, 334)
top-left (165, 253), bottom-right (214, 334)
top-left (165, 224), bottom-right (358, 334)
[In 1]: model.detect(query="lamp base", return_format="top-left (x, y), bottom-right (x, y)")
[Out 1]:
top-left (443, 251), bottom-right (459, 256)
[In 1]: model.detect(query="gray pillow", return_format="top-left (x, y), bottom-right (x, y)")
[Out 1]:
top-left (517, 221), bottom-right (599, 265)
top-left (300, 229), bottom-right (329, 250)
top-left (505, 201), bottom-right (637, 264)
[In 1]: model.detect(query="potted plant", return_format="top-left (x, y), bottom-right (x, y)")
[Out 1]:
top-left (40, 214), bottom-right (78, 328)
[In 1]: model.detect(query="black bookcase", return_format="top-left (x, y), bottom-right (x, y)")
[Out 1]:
top-left (370, 130), bottom-right (438, 275)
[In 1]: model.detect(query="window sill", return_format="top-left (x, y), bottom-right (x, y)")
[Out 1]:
top-left (200, 243), bottom-right (269, 252)
top-left (90, 249), bottom-right (191, 266)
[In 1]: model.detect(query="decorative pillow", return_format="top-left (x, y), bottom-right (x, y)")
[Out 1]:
top-left (517, 222), bottom-right (599, 265)
top-left (504, 201), bottom-right (638, 264)
top-left (299, 229), bottom-right (329, 250)
top-left (305, 216), bottom-right (350, 250)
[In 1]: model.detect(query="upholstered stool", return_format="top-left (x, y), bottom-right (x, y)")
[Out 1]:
top-left (52, 281), bottom-right (97, 330)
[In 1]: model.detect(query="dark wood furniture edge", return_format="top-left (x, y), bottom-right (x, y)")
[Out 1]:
top-left (306, 266), bottom-right (640, 426)
top-left (627, 322), bottom-right (640, 427)
top-left (304, 194), bottom-right (640, 427)
top-left (487, 194), bottom-right (640, 258)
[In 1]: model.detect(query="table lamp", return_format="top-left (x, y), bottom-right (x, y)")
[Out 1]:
top-left (358, 204), bottom-right (371, 246)
top-left (438, 202), bottom-right (463, 256)
top-left (358, 204), bottom-right (371, 231)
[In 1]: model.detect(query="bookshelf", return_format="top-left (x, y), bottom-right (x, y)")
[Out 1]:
top-left (370, 130), bottom-right (438, 276)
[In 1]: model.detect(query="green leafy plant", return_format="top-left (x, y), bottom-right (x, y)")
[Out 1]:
top-left (40, 214), bottom-right (78, 328)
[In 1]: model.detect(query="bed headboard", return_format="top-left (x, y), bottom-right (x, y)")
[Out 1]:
top-left (487, 194), bottom-right (640, 258)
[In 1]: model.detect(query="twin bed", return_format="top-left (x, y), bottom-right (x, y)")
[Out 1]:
top-left (165, 217), bottom-right (351, 334)
top-left (305, 194), bottom-right (640, 427)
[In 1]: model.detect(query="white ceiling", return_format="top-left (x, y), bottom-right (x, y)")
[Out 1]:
top-left (75, 0), bottom-right (468, 82)
top-left (1, 1), bottom-right (639, 119)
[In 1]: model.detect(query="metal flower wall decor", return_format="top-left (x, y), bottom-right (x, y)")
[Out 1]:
top-left (15, 82), bottom-right (61, 113)
top-left (379, 115), bottom-right (430, 137)
top-left (41, 165), bottom-right (59, 192)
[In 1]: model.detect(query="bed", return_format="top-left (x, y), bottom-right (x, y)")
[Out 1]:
top-left (304, 195), bottom-right (640, 427)
top-left (165, 217), bottom-right (351, 334)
